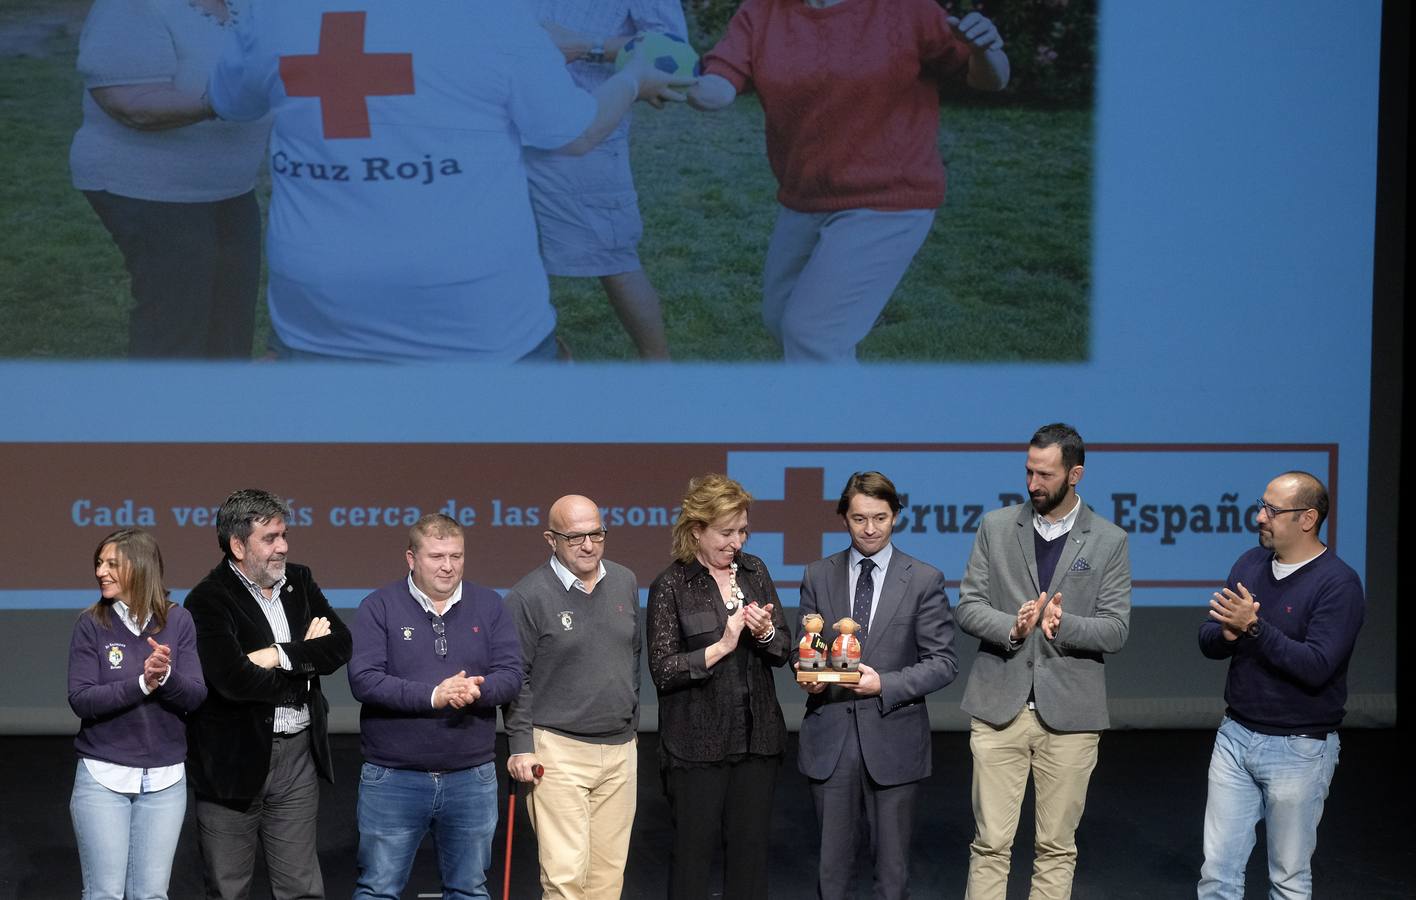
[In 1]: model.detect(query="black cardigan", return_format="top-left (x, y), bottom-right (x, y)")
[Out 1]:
top-left (184, 561), bottom-right (352, 801)
top-left (647, 553), bottom-right (789, 764)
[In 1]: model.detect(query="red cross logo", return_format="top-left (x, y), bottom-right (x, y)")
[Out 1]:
top-left (279, 12), bottom-right (414, 140)
top-left (750, 468), bottom-right (842, 565)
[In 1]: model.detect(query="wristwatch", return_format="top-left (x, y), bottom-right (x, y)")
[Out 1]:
top-left (584, 41), bottom-right (607, 64)
top-left (1245, 619), bottom-right (1263, 638)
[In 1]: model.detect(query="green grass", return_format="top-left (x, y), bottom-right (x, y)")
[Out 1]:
top-left (0, 14), bottom-right (1092, 362)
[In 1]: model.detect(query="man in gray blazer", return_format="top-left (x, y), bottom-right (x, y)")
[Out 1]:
top-left (796, 471), bottom-right (958, 900)
top-left (955, 423), bottom-right (1131, 900)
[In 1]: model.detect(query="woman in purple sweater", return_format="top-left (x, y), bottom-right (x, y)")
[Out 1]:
top-left (67, 528), bottom-right (206, 900)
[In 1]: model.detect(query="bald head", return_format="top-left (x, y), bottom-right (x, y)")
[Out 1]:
top-left (1258, 471), bottom-right (1328, 561)
top-left (544, 495), bottom-right (606, 586)
top-left (548, 495), bottom-right (601, 533)
top-left (1273, 471), bottom-right (1329, 530)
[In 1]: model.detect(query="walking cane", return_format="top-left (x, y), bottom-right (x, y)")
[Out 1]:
top-left (502, 763), bottom-right (543, 899)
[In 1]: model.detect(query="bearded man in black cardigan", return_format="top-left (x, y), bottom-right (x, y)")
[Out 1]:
top-left (185, 488), bottom-right (352, 900)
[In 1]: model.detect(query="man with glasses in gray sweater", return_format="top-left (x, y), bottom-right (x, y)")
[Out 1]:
top-left (503, 494), bottom-right (642, 899)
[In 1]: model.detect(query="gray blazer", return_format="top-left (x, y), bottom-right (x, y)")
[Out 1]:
top-left (796, 547), bottom-right (957, 786)
top-left (955, 502), bottom-right (1131, 732)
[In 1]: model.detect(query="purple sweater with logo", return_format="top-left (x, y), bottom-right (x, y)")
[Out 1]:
top-left (67, 605), bottom-right (208, 767)
top-left (349, 579), bottom-right (523, 771)
top-left (1198, 546), bottom-right (1365, 735)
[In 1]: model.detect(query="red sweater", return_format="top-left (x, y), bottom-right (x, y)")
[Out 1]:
top-left (703, 0), bottom-right (970, 212)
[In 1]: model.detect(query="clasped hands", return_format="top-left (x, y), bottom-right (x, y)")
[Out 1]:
top-left (143, 637), bottom-right (171, 691)
top-left (433, 670), bottom-right (485, 709)
top-left (1208, 582), bottom-right (1259, 640)
top-left (741, 601), bottom-right (775, 642)
top-left (1011, 591), bottom-right (1064, 643)
top-left (719, 601), bottom-right (775, 650)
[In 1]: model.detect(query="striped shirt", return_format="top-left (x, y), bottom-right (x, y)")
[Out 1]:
top-left (227, 560), bottom-right (309, 734)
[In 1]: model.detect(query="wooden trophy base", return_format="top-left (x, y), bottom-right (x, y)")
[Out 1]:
top-left (796, 669), bottom-right (861, 684)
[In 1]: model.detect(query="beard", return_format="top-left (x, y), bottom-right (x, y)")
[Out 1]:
top-left (1030, 481), bottom-right (1072, 517)
top-left (248, 555), bottom-right (287, 589)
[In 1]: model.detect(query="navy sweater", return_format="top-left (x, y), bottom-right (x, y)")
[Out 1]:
top-left (67, 605), bottom-right (207, 767)
top-left (348, 579), bottom-right (522, 771)
top-left (1198, 546), bottom-right (1364, 734)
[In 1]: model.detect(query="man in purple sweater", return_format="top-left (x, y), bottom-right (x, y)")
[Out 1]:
top-left (1197, 471), bottom-right (1365, 900)
top-left (347, 513), bottom-right (523, 900)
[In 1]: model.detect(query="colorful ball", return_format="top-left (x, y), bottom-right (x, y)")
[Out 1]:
top-left (613, 31), bottom-right (701, 80)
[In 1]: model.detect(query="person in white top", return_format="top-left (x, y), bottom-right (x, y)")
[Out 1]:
top-left (70, 0), bottom-right (271, 358)
top-left (67, 529), bottom-right (207, 900)
top-left (207, 0), bottom-right (692, 362)
top-left (527, 1), bottom-right (692, 359)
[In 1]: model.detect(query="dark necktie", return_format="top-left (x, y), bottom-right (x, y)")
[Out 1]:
top-left (852, 558), bottom-right (875, 641)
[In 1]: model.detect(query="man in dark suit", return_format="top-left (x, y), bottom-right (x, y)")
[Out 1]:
top-left (796, 471), bottom-right (958, 900)
top-left (185, 488), bottom-right (352, 900)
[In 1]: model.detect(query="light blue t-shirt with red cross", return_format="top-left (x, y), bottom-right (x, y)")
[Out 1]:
top-left (210, 0), bottom-right (597, 360)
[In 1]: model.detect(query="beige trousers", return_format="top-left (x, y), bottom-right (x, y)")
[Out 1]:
top-left (524, 728), bottom-right (637, 900)
top-left (965, 710), bottom-right (1100, 900)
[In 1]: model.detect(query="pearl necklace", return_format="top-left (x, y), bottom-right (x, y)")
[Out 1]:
top-left (725, 562), bottom-right (745, 611)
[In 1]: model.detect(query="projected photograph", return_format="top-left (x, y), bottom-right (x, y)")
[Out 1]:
top-left (0, 19), bottom-right (1396, 897)
top-left (0, 0), bottom-right (1095, 363)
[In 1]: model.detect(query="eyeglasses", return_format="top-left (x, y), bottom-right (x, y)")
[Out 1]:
top-left (1256, 498), bottom-right (1309, 519)
top-left (430, 617), bottom-right (447, 657)
top-left (548, 528), bottom-right (607, 546)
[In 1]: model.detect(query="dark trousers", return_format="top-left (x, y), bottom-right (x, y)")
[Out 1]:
top-left (665, 755), bottom-right (778, 900)
top-left (194, 730), bottom-right (325, 900)
top-left (810, 720), bottom-right (919, 900)
top-left (84, 189), bottom-right (260, 358)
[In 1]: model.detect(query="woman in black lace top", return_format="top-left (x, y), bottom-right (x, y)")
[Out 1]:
top-left (648, 473), bottom-right (791, 900)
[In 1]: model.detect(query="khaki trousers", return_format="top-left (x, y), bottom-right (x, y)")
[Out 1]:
top-left (965, 710), bottom-right (1100, 900)
top-left (525, 728), bottom-right (637, 900)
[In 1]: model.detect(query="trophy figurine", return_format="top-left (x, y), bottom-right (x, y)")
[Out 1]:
top-left (797, 614), bottom-right (862, 684)
top-left (829, 617), bottom-right (862, 675)
top-left (796, 613), bottom-right (828, 681)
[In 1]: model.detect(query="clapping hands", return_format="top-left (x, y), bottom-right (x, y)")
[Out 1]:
top-left (1011, 591), bottom-right (1063, 642)
top-left (143, 637), bottom-right (171, 690)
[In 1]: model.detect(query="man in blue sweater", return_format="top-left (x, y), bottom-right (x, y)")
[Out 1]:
top-left (347, 513), bottom-right (523, 900)
top-left (1198, 471), bottom-right (1365, 900)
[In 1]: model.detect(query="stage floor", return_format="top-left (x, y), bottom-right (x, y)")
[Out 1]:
top-left (2, 729), bottom-right (1407, 898)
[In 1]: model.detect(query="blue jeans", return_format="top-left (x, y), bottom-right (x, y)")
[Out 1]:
top-left (69, 761), bottom-right (187, 900)
top-left (1198, 717), bottom-right (1340, 900)
top-left (354, 761), bottom-right (498, 900)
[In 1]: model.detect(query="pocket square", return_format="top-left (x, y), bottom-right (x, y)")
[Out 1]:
top-left (1070, 557), bottom-right (1091, 572)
